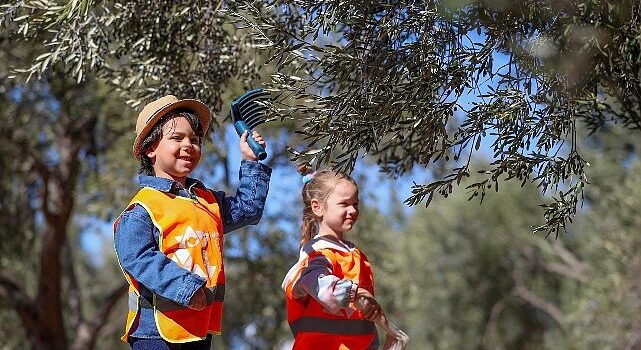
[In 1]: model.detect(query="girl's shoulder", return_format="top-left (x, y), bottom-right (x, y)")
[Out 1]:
top-left (339, 238), bottom-right (356, 249)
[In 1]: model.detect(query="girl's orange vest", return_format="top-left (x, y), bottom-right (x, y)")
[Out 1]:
top-left (114, 187), bottom-right (225, 343)
top-left (284, 240), bottom-right (379, 350)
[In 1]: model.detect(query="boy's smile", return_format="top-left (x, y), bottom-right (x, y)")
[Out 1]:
top-left (146, 116), bottom-right (202, 186)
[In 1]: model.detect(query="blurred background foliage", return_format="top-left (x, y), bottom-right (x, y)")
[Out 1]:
top-left (2, 0), bottom-right (641, 349)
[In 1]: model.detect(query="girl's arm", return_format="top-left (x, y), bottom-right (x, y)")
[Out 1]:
top-left (214, 160), bottom-right (271, 233)
top-left (115, 206), bottom-right (205, 307)
top-left (293, 252), bottom-right (358, 314)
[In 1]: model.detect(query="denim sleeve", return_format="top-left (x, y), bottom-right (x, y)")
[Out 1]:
top-left (216, 160), bottom-right (271, 234)
top-left (114, 205), bottom-right (205, 307)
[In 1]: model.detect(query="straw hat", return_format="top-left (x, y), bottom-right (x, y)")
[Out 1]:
top-left (133, 95), bottom-right (211, 160)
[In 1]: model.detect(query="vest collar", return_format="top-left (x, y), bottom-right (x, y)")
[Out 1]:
top-left (138, 175), bottom-right (205, 193)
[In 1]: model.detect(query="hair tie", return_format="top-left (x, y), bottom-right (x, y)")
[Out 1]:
top-left (302, 172), bottom-right (315, 184)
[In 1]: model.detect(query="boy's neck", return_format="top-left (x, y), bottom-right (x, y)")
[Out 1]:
top-left (154, 173), bottom-right (187, 187)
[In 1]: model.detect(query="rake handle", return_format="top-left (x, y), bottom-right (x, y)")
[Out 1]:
top-left (234, 120), bottom-right (267, 161)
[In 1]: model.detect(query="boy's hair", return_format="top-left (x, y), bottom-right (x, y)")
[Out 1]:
top-left (139, 110), bottom-right (203, 175)
top-left (298, 164), bottom-right (358, 245)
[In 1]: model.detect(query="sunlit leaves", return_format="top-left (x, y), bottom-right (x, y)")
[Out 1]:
top-left (1, 1), bottom-right (263, 116)
top-left (239, 0), bottom-right (641, 235)
top-left (4, 0), bottom-right (641, 237)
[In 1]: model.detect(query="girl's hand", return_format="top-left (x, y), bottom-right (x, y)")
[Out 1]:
top-left (188, 288), bottom-right (207, 311)
top-left (240, 130), bottom-right (267, 161)
top-left (355, 288), bottom-right (383, 321)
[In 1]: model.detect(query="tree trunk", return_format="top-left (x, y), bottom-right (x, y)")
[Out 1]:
top-left (34, 172), bottom-right (74, 349)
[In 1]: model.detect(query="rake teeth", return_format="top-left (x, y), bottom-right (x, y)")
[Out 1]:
top-left (244, 114), bottom-right (268, 129)
top-left (230, 88), bottom-right (272, 160)
top-left (231, 89), bottom-right (272, 124)
top-left (239, 98), bottom-right (270, 113)
top-left (241, 105), bottom-right (269, 122)
top-left (238, 99), bottom-right (270, 116)
top-left (235, 90), bottom-right (271, 109)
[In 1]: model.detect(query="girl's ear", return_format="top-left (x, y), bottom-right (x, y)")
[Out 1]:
top-left (310, 198), bottom-right (324, 217)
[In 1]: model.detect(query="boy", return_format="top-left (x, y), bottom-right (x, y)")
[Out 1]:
top-left (114, 95), bottom-right (271, 349)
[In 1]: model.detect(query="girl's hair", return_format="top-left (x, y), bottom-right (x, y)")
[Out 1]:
top-left (139, 110), bottom-right (203, 175)
top-left (298, 163), bottom-right (358, 245)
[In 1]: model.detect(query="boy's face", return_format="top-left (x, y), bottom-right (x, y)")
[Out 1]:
top-left (146, 116), bottom-right (201, 185)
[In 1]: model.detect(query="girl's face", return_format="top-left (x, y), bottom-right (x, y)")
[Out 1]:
top-left (313, 179), bottom-right (360, 239)
top-left (146, 116), bottom-right (201, 185)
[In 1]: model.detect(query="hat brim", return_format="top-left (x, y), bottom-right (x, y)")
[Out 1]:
top-left (133, 99), bottom-right (211, 160)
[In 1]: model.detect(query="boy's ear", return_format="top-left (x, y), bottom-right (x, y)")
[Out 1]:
top-left (145, 146), bottom-right (157, 160)
top-left (310, 198), bottom-right (324, 217)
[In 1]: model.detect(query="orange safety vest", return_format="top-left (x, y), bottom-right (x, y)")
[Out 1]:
top-left (114, 187), bottom-right (225, 343)
top-left (283, 238), bottom-right (379, 350)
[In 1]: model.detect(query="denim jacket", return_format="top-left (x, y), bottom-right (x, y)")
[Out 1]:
top-left (114, 160), bottom-right (271, 339)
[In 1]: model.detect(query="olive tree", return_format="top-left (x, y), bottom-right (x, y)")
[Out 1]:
top-left (238, 0), bottom-right (641, 235)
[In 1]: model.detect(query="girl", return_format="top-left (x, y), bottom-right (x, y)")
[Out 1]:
top-left (281, 166), bottom-right (384, 349)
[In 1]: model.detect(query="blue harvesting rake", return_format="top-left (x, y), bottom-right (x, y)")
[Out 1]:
top-left (231, 89), bottom-right (272, 161)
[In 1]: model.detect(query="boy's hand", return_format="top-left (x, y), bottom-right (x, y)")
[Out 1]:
top-left (240, 130), bottom-right (267, 161)
top-left (188, 288), bottom-right (207, 311)
top-left (355, 288), bottom-right (383, 321)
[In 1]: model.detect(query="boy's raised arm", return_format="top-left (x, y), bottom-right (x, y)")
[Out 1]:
top-left (215, 160), bottom-right (271, 234)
